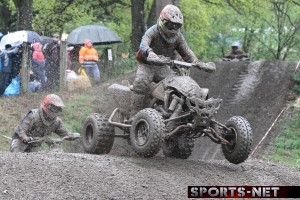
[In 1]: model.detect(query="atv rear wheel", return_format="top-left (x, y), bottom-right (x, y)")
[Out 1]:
top-left (222, 116), bottom-right (252, 164)
top-left (82, 113), bottom-right (115, 154)
top-left (162, 135), bottom-right (194, 159)
top-left (130, 108), bottom-right (165, 158)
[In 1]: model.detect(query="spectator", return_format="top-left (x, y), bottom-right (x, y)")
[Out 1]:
top-left (45, 33), bottom-right (60, 90)
top-left (0, 44), bottom-right (20, 95)
top-left (79, 39), bottom-right (100, 85)
top-left (70, 45), bottom-right (81, 72)
top-left (32, 42), bottom-right (46, 87)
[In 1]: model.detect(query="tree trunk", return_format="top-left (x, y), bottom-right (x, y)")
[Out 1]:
top-left (131, 0), bottom-right (145, 52)
top-left (0, 1), bottom-right (16, 33)
top-left (13, 0), bottom-right (33, 30)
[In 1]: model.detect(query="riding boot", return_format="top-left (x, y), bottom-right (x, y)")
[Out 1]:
top-left (130, 92), bottom-right (145, 118)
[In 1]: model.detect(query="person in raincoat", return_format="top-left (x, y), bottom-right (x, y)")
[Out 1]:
top-left (79, 39), bottom-right (101, 85)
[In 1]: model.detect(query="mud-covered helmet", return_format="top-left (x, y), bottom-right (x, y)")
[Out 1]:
top-left (41, 94), bottom-right (65, 119)
top-left (158, 5), bottom-right (183, 43)
top-left (231, 42), bottom-right (239, 52)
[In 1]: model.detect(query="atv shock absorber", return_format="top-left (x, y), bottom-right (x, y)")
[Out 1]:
top-left (166, 95), bottom-right (184, 131)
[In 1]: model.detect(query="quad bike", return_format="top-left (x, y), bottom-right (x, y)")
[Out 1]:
top-left (82, 56), bottom-right (253, 164)
top-left (222, 53), bottom-right (250, 61)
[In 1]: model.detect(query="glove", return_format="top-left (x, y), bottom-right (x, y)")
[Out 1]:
top-left (147, 51), bottom-right (160, 63)
top-left (66, 133), bottom-right (81, 140)
top-left (22, 136), bottom-right (33, 144)
top-left (194, 61), bottom-right (216, 73)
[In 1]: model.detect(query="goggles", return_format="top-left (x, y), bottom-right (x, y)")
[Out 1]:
top-left (47, 104), bottom-right (62, 113)
top-left (164, 21), bottom-right (182, 30)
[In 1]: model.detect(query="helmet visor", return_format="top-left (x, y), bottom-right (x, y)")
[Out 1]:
top-left (164, 21), bottom-right (182, 30)
top-left (47, 104), bottom-right (63, 113)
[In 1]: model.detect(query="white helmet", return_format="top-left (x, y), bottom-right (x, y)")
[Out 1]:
top-left (158, 5), bottom-right (183, 43)
top-left (231, 42), bottom-right (239, 47)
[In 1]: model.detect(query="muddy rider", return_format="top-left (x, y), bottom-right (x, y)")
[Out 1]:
top-left (130, 4), bottom-right (216, 117)
top-left (224, 42), bottom-right (247, 60)
top-left (10, 94), bottom-right (79, 153)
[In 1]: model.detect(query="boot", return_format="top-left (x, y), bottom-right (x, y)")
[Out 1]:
top-left (128, 92), bottom-right (145, 122)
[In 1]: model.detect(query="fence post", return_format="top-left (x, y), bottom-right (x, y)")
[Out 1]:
top-left (59, 41), bottom-right (67, 91)
top-left (21, 42), bottom-right (29, 93)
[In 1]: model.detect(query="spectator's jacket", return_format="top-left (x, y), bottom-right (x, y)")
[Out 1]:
top-left (137, 24), bottom-right (198, 63)
top-left (12, 108), bottom-right (70, 140)
top-left (0, 48), bottom-right (19, 73)
top-left (79, 39), bottom-right (99, 63)
top-left (32, 43), bottom-right (45, 68)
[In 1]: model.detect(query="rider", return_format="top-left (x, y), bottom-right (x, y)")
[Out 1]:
top-left (131, 4), bottom-right (216, 117)
top-left (225, 42), bottom-right (247, 60)
top-left (10, 94), bottom-right (79, 153)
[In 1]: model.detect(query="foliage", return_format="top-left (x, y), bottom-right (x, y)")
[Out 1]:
top-left (1, 0), bottom-right (300, 61)
top-left (269, 110), bottom-right (300, 167)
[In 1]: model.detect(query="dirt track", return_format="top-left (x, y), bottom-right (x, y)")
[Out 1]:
top-left (0, 61), bottom-right (299, 199)
top-left (189, 61), bottom-right (295, 161)
top-left (0, 151), bottom-right (299, 200)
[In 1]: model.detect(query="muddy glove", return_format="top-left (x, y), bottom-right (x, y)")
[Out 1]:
top-left (66, 133), bottom-right (81, 141)
top-left (194, 61), bottom-right (216, 73)
top-left (147, 51), bottom-right (160, 63)
top-left (22, 136), bottom-right (33, 144)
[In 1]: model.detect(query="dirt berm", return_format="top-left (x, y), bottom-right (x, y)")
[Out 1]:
top-left (189, 61), bottom-right (296, 161)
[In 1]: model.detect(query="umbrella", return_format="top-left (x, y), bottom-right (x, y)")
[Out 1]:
top-left (0, 30), bottom-right (42, 50)
top-left (41, 36), bottom-right (53, 45)
top-left (66, 25), bottom-right (122, 45)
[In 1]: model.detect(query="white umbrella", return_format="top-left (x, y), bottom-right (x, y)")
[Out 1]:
top-left (0, 30), bottom-right (42, 50)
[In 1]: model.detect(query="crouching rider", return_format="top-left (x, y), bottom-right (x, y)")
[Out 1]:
top-left (10, 94), bottom-right (80, 153)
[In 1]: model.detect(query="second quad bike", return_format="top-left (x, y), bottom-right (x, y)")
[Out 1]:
top-left (82, 56), bottom-right (253, 164)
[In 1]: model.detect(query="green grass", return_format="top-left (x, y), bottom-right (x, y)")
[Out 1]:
top-left (268, 110), bottom-right (300, 169)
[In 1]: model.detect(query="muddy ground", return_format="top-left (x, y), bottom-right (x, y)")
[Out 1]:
top-left (1, 152), bottom-right (300, 200)
top-left (0, 61), bottom-right (299, 199)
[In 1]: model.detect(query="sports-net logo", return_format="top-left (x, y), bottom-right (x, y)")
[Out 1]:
top-left (188, 186), bottom-right (300, 198)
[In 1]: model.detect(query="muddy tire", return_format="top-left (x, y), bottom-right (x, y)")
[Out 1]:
top-left (130, 108), bottom-right (165, 158)
top-left (162, 135), bottom-right (194, 159)
top-left (82, 113), bottom-right (115, 154)
top-left (222, 116), bottom-right (252, 164)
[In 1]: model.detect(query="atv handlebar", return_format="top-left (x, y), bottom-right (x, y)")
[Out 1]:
top-left (147, 54), bottom-right (196, 68)
top-left (28, 135), bottom-right (81, 145)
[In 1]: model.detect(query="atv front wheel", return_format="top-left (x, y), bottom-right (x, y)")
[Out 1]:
top-left (222, 116), bottom-right (252, 164)
top-left (130, 108), bottom-right (165, 158)
top-left (82, 113), bottom-right (115, 154)
top-left (162, 135), bottom-right (194, 159)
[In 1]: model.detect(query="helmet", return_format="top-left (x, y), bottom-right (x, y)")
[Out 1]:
top-left (231, 42), bottom-right (239, 47)
top-left (158, 5), bottom-right (183, 43)
top-left (41, 94), bottom-right (65, 119)
top-left (231, 42), bottom-right (239, 52)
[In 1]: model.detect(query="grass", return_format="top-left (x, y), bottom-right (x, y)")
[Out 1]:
top-left (268, 107), bottom-right (300, 170)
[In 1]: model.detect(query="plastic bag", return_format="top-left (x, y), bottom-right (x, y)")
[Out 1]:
top-left (66, 69), bottom-right (77, 81)
top-left (0, 57), bottom-right (3, 72)
top-left (3, 76), bottom-right (21, 96)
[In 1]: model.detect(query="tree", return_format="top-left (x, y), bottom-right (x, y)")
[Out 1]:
top-left (131, 0), bottom-right (146, 51)
top-left (12, 0), bottom-right (33, 30)
top-left (0, 0), bottom-right (16, 33)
